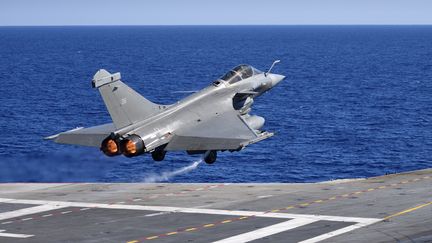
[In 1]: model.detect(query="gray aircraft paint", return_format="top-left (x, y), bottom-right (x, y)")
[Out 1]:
top-left (46, 63), bottom-right (285, 162)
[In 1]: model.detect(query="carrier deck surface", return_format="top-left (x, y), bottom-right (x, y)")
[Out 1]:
top-left (0, 169), bottom-right (431, 242)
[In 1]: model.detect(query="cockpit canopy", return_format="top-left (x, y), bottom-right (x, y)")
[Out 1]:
top-left (216, 65), bottom-right (263, 85)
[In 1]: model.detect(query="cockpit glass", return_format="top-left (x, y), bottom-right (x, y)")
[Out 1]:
top-left (233, 65), bottom-right (253, 80)
top-left (252, 67), bottom-right (262, 75)
top-left (214, 64), bottom-right (263, 85)
top-left (220, 70), bottom-right (242, 84)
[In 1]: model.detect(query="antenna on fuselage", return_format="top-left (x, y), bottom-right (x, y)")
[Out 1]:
top-left (265, 60), bottom-right (281, 77)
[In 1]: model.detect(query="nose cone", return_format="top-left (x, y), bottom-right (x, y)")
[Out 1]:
top-left (268, 73), bottom-right (285, 87)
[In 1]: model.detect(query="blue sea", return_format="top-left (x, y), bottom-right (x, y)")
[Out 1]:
top-left (0, 26), bottom-right (431, 182)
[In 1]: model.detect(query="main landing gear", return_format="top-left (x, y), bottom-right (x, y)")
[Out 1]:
top-left (152, 149), bottom-right (217, 164)
top-left (151, 150), bottom-right (166, 161)
top-left (204, 150), bottom-right (217, 164)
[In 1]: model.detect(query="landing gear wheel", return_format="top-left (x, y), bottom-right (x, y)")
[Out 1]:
top-left (151, 150), bottom-right (166, 161)
top-left (204, 150), bottom-right (217, 164)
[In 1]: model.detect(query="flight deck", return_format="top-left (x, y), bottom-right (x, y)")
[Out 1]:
top-left (0, 168), bottom-right (431, 242)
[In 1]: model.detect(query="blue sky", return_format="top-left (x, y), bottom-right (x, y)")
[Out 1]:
top-left (1, 0), bottom-right (432, 26)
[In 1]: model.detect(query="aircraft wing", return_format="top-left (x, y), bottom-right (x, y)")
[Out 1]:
top-left (44, 123), bottom-right (114, 147)
top-left (165, 110), bottom-right (259, 151)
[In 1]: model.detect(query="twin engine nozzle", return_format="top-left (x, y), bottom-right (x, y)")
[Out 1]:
top-left (101, 134), bottom-right (145, 157)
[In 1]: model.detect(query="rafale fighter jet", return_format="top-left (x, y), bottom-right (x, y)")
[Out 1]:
top-left (46, 61), bottom-right (285, 164)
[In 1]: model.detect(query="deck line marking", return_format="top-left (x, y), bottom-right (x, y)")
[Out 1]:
top-left (264, 175), bottom-right (432, 214)
top-left (298, 220), bottom-right (382, 243)
top-left (129, 175), bottom-right (431, 242)
top-left (0, 230), bottom-right (34, 239)
top-left (0, 205), bottom-right (67, 221)
top-left (144, 212), bottom-right (169, 217)
top-left (212, 218), bottom-right (318, 243)
top-left (146, 236), bottom-right (158, 240)
top-left (0, 198), bottom-right (379, 223)
top-left (383, 201), bottom-right (432, 220)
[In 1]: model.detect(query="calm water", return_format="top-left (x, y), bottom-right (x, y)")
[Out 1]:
top-left (0, 26), bottom-right (431, 182)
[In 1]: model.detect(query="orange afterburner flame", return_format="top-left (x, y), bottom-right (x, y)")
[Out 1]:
top-left (125, 140), bottom-right (137, 155)
top-left (106, 139), bottom-right (118, 154)
top-left (121, 134), bottom-right (145, 157)
top-left (101, 137), bottom-right (121, 157)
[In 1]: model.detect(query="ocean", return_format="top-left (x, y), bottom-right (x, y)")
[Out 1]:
top-left (0, 26), bottom-right (431, 182)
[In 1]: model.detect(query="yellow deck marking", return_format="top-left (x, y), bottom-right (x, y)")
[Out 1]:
top-left (384, 201), bottom-right (432, 220)
top-left (125, 174), bottom-right (431, 242)
top-left (146, 236), bottom-right (159, 240)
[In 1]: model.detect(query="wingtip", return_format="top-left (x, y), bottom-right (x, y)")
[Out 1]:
top-left (44, 133), bottom-right (59, 140)
top-left (44, 127), bottom-right (84, 140)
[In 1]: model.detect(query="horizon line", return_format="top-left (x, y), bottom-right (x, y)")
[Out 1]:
top-left (1, 24), bottom-right (432, 27)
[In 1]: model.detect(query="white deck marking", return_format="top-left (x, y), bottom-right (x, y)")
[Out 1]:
top-left (0, 230), bottom-right (33, 238)
top-left (0, 197), bottom-right (382, 242)
top-left (212, 218), bottom-right (318, 243)
top-left (298, 221), bottom-right (381, 243)
top-left (144, 212), bottom-right (171, 217)
top-left (0, 198), bottom-right (379, 223)
top-left (0, 204), bottom-right (67, 221)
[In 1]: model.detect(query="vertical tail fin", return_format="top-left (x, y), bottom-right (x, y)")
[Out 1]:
top-left (92, 69), bottom-right (164, 129)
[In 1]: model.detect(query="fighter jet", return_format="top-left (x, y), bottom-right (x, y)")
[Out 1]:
top-left (46, 61), bottom-right (285, 164)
